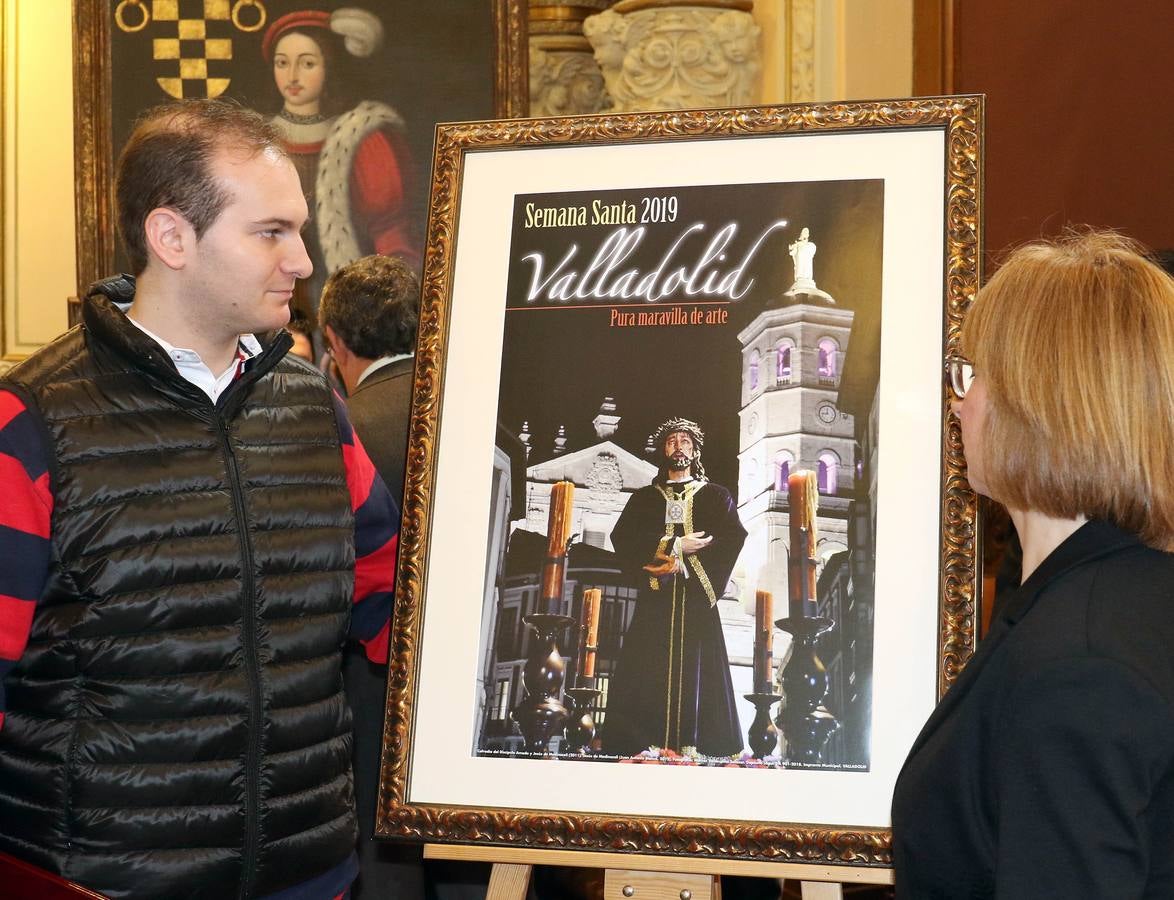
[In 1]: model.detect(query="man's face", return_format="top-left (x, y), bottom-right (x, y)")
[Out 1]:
top-left (183, 147), bottom-right (312, 338)
top-left (663, 431), bottom-right (694, 471)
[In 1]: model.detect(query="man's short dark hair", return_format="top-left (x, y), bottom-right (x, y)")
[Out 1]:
top-left (318, 255), bottom-right (420, 358)
top-left (115, 99), bottom-right (286, 275)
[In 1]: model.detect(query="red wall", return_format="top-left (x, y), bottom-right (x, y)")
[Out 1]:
top-left (954, 3), bottom-right (1174, 261)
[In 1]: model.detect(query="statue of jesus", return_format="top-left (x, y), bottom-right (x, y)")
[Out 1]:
top-left (788, 226), bottom-right (817, 286)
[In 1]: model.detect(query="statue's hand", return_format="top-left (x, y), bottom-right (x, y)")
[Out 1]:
top-left (643, 552), bottom-right (681, 577)
top-left (680, 531), bottom-right (712, 555)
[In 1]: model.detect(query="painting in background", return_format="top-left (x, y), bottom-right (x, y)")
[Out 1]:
top-left (76, 0), bottom-right (524, 321)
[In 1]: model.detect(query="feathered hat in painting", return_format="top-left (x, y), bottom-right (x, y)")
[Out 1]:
top-left (261, 8), bottom-right (384, 63)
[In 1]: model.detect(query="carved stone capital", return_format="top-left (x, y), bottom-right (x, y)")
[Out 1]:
top-left (584, 1), bottom-right (761, 112)
top-left (528, 1), bottom-right (614, 117)
top-left (530, 37), bottom-right (611, 116)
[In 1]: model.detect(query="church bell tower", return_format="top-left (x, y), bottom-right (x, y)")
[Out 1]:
top-left (734, 227), bottom-right (856, 605)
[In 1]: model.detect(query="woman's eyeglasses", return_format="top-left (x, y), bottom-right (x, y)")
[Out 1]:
top-left (946, 356), bottom-right (974, 399)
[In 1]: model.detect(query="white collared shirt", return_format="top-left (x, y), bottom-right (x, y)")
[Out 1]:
top-left (127, 316), bottom-right (261, 402)
top-left (356, 352), bottom-right (413, 387)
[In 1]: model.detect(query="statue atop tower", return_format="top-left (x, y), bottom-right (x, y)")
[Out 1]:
top-left (784, 227), bottom-right (834, 305)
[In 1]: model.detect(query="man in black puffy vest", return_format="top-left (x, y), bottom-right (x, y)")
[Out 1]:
top-left (0, 101), bottom-right (400, 899)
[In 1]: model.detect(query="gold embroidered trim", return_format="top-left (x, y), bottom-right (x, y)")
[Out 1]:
top-left (688, 554), bottom-right (717, 606)
top-left (663, 578), bottom-right (679, 748)
top-left (655, 480), bottom-right (704, 518)
top-left (650, 518), bottom-right (676, 592)
top-left (653, 481), bottom-right (716, 606)
top-left (674, 582), bottom-right (685, 747)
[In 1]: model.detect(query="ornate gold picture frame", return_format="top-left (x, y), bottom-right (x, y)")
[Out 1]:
top-left (377, 96), bottom-right (982, 871)
top-left (71, 0), bottom-right (527, 304)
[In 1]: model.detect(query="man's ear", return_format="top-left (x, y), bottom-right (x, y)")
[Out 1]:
top-left (323, 324), bottom-right (347, 361)
top-left (143, 207), bottom-right (194, 271)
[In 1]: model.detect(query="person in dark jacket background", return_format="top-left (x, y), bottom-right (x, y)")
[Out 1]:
top-left (892, 230), bottom-right (1174, 898)
top-left (316, 255), bottom-right (492, 900)
top-left (317, 254), bottom-right (431, 898)
top-left (319, 253), bottom-right (419, 511)
top-left (0, 100), bottom-right (399, 899)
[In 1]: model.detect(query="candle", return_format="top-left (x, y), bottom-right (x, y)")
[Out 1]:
top-left (546, 480), bottom-right (574, 555)
top-left (581, 588), bottom-right (602, 678)
top-left (787, 469), bottom-right (819, 617)
top-left (541, 481), bottom-right (575, 611)
top-left (754, 589), bottom-right (773, 692)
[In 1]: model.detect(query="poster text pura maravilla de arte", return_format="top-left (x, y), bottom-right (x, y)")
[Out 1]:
top-left (608, 305), bottom-right (730, 327)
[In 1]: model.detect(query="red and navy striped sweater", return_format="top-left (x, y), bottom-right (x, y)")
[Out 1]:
top-left (0, 385), bottom-right (397, 900)
top-left (0, 386), bottom-right (396, 725)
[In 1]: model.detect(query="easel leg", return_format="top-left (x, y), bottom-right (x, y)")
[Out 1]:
top-left (799, 881), bottom-right (843, 900)
top-left (487, 862), bottom-right (532, 900)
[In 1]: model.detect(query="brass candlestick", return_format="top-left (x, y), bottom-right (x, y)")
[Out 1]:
top-left (511, 613), bottom-right (574, 755)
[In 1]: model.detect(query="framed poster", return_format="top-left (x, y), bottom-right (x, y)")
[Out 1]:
top-left (381, 96), bottom-right (982, 867)
top-left (72, 0), bottom-right (527, 313)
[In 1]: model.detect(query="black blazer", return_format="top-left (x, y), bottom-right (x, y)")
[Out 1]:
top-left (347, 356), bottom-right (415, 509)
top-left (892, 520), bottom-right (1174, 898)
top-left (340, 355), bottom-right (427, 895)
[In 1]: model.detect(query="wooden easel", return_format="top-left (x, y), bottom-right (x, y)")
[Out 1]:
top-left (425, 844), bottom-right (893, 900)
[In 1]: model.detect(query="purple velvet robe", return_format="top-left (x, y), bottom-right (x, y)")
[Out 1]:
top-left (602, 478), bottom-right (746, 758)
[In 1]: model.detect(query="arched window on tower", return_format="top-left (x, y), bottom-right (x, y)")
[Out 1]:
top-left (749, 349), bottom-right (761, 391)
top-left (818, 339), bottom-right (838, 381)
top-left (774, 451), bottom-right (793, 491)
top-left (776, 342), bottom-right (792, 384)
top-left (817, 451), bottom-right (839, 495)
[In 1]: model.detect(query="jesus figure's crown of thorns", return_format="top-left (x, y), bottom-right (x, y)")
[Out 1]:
top-left (651, 417), bottom-right (705, 450)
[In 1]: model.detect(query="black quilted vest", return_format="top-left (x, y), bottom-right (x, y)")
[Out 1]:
top-left (0, 293), bottom-right (358, 899)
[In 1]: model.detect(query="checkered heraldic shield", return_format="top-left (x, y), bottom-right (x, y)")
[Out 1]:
top-left (115, 0), bottom-right (267, 99)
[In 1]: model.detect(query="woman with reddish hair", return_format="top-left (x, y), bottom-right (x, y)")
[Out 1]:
top-left (893, 231), bottom-right (1174, 897)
